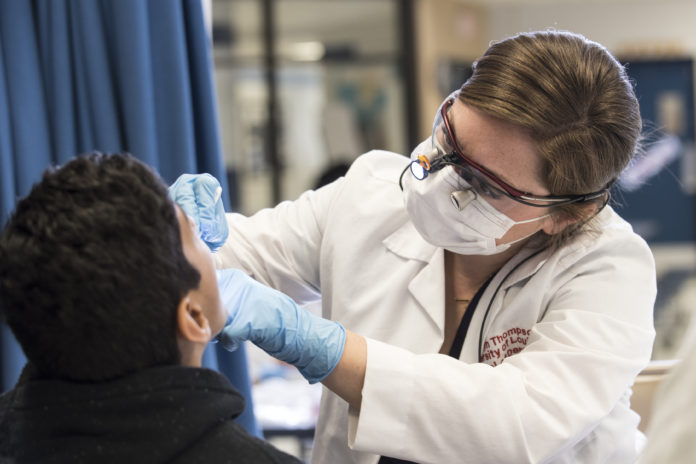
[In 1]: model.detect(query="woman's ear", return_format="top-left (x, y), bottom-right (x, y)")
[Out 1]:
top-left (541, 202), bottom-right (599, 236)
top-left (176, 296), bottom-right (212, 344)
top-left (541, 214), bottom-right (574, 235)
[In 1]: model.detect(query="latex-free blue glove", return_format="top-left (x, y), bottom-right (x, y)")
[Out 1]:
top-left (216, 268), bottom-right (346, 384)
top-left (168, 173), bottom-right (229, 252)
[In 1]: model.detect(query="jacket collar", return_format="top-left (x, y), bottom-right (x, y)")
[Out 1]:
top-left (493, 206), bottom-right (620, 291)
top-left (493, 244), bottom-right (551, 291)
top-left (382, 219), bottom-right (439, 263)
top-left (2, 364), bottom-right (246, 462)
top-left (383, 221), bottom-right (445, 332)
top-left (381, 221), bottom-right (555, 333)
top-left (382, 220), bottom-right (552, 288)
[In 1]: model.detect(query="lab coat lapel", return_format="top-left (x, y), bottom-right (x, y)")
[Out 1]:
top-left (383, 221), bottom-right (445, 334)
top-left (381, 223), bottom-right (555, 339)
top-left (497, 245), bottom-right (551, 290)
top-left (475, 245), bottom-right (552, 343)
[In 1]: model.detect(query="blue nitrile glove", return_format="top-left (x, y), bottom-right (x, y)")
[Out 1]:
top-left (168, 173), bottom-right (229, 252)
top-left (216, 268), bottom-right (346, 384)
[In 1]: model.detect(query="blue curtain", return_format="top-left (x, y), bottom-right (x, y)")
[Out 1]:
top-left (0, 0), bottom-right (260, 437)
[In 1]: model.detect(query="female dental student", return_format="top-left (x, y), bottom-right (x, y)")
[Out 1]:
top-left (170, 30), bottom-right (656, 463)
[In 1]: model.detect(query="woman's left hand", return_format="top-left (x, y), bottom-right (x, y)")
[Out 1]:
top-left (168, 173), bottom-right (228, 252)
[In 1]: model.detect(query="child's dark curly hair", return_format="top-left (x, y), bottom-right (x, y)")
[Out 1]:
top-left (0, 153), bottom-right (200, 381)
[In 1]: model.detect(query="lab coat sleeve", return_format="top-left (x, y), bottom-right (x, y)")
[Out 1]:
top-left (214, 177), bottom-right (345, 305)
top-left (349, 233), bottom-right (656, 463)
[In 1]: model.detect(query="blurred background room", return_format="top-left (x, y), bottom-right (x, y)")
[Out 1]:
top-left (208, 0), bottom-right (696, 457)
top-left (1, 0), bottom-right (695, 461)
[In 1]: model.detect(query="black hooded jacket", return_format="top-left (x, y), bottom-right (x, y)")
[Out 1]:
top-left (0, 364), bottom-right (301, 464)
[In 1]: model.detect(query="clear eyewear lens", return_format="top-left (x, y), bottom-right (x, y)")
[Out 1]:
top-left (455, 164), bottom-right (566, 211)
top-left (451, 165), bottom-right (518, 212)
top-left (431, 96), bottom-right (553, 210)
top-left (431, 110), bottom-right (450, 154)
top-left (431, 104), bottom-right (519, 210)
top-left (429, 92), bottom-right (598, 209)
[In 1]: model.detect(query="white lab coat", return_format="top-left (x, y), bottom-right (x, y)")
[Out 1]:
top-left (215, 150), bottom-right (656, 464)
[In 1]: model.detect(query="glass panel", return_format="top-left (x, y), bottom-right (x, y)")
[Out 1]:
top-left (213, 0), bottom-right (272, 214)
top-left (275, 0), bottom-right (405, 201)
top-left (211, 2), bottom-right (405, 453)
top-left (213, 0), bottom-right (406, 214)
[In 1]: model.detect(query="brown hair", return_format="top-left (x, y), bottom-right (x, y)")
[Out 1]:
top-left (459, 30), bottom-right (642, 247)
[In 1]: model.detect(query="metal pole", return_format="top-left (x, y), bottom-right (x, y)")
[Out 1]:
top-left (262, 0), bottom-right (281, 204)
top-left (399, 0), bottom-right (419, 152)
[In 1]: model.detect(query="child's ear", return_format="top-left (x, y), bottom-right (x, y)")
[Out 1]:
top-left (176, 296), bottom-right (211, 343)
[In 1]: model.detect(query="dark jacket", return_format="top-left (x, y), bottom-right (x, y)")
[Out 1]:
top-left (0, 364), bottom-right (301, 464)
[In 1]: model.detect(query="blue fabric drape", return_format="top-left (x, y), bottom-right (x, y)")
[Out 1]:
top-left (0, 0), bottom-right (260, 437)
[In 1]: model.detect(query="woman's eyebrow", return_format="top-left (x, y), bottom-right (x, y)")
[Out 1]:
top-left (456, 139), bottom-right (545, 194)
top-left (455, 138), bottom-right (507, 182)
top-left (449, 103), bottom-right (547, 194)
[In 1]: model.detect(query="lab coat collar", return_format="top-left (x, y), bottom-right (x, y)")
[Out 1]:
top-left (495, 207), bottom-right (621, 290)
top-left (383, 220), bottom-right (552, 290)
top-left (382, 220), bottom-right (439, 262)
top-left (493, 244), bottom-right (551, 290)
top-left (383, 221), bottom-right (445, 333)
top-left (381, 221), bottom-right (555, 334)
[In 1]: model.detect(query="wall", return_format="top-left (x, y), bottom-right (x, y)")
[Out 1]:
top-left (415, 0), bottom-right (488, 139)
top-left (487, 0), bottom-right (696, 57)
top-left (412, 0), bottom-right (696, 360)
top-left (414, 0), bottom-right (696, 137)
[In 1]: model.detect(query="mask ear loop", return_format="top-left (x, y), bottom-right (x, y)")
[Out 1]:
top-left (584, 189), bottom-right (611, 221)
top-left (545, 188), bottom-right (611, 238)
top-left (579, 176), bottom-right (615, 216)
top-left (597, 189), bottom-right (611, 213)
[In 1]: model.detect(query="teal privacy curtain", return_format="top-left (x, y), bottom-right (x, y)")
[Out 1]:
top-left (0, 0), bottom-right (260, 436)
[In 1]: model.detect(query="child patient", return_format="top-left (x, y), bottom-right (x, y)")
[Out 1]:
top-left (0, 153), bottom-right (300, 463)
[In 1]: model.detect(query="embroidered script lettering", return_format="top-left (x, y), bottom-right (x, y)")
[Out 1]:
top-left (480, 327), bottom-right (531, 366)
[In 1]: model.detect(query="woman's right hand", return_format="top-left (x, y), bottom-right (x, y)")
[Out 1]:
top-left (168, 173), bottom-right (228, 252)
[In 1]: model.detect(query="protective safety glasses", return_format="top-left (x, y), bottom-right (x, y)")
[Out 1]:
top-left (407, 92), bottom-right (608, 209)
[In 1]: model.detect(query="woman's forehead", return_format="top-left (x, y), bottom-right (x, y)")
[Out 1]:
top-left (448, 101), bottom-right (548, 195)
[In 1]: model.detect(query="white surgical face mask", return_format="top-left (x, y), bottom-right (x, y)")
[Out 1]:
top-left (403, 140), bottom-right (550, 255)
top-left (410, 138), bottom-right (436, 162)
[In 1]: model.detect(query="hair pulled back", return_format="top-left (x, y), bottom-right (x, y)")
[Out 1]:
top-left (459, 30), bottom-right (642, 244)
